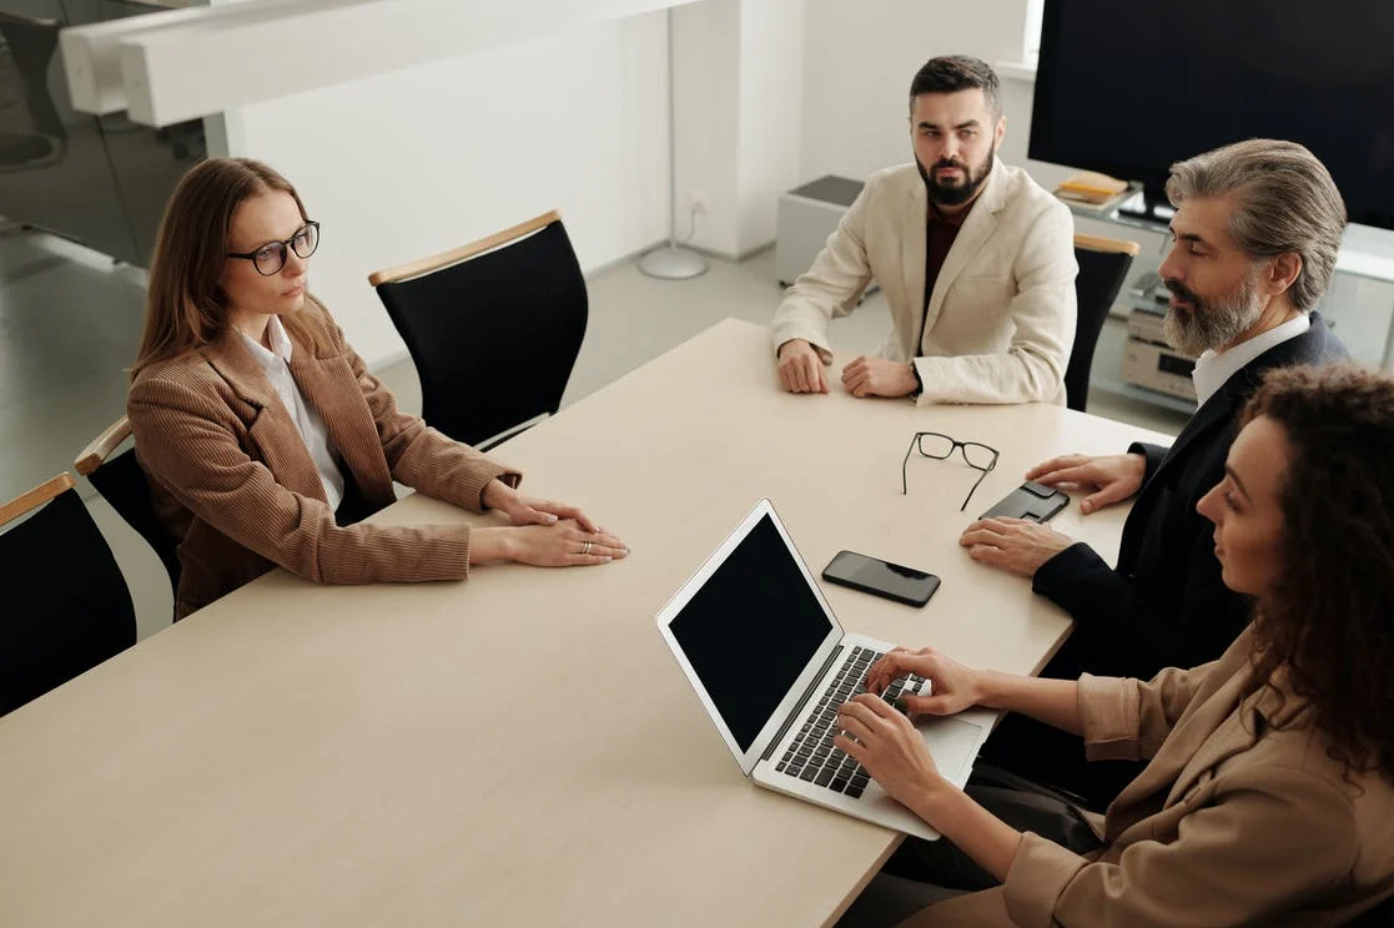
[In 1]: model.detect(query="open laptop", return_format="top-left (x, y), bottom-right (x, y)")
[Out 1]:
top-left (655, 499), bottom-right (993, 840)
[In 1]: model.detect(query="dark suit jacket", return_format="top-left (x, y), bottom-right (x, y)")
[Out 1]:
top-left (1032, 313), bottom-right (1346, 680)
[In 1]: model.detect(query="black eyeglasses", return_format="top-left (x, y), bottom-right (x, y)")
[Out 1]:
top-left (227, 221), bottom-right (320, 276)
top-left (902, 431), bottom-right (1000, 512)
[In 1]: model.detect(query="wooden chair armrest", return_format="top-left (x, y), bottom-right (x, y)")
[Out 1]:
top-left (75, 417), bottom-right (132, 476)
top-left (0, 473), bottom-right (75, 528)
top-left (1074, 233), bottom-right (1141, 257)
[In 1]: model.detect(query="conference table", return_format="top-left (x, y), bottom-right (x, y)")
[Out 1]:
top-left (0, 319), bottom-right (1172, 928)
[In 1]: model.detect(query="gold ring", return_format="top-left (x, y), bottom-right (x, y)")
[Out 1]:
top-left (582, 541), bottom-right (593, 556)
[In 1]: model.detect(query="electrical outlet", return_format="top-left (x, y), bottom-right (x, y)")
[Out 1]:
top-left (688, 190), bottom-right (708, 214)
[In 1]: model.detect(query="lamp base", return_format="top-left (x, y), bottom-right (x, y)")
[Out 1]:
top-left (638, 244), bottom-right (708, 280)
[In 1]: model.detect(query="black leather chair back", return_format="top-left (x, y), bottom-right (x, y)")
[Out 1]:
top-left (1067, 240), bottom-right (1137, 412)
top-left (1, 482), bottom-right (136, 715)
top-left (374, 217), bottom-right (587, 449)
top-left (87, 447), bottom-right (181, 598)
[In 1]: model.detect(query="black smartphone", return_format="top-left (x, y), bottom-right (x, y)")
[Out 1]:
top-left (821, 550), bottom-right (941, 607)
top-left (978, 480), bottom-right (1069, 522)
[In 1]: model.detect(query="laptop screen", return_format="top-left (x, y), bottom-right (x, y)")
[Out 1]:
top-left (668, 513), bottom-right (833, 752)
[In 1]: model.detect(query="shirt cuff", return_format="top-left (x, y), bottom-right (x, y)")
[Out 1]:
top-left (1078, 673), bottom-right (1144, 761)
top-left (1002, 831), bottom-right (1091, 928)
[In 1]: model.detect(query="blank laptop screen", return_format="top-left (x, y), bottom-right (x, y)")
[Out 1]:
top-left (669, 513), bottom-right (833, 751)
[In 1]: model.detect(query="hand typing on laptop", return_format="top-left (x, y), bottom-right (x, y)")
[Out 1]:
top-left (861, 647), bottom-right (981, 716)
top-left (655, 500), bottom-right (991, 842)
top-left (834, 647), bottom-right (983, 819)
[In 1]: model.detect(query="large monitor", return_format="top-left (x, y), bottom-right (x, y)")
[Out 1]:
top-left (1028, 0), bottom-right (1394, 230)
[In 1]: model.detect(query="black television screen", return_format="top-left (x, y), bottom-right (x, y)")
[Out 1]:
top-left (1028, 0), bottom-right (1394, 231)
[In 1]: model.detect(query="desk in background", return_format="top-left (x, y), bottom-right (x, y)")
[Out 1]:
top-left (0, 319), bottom-right (1171, 928)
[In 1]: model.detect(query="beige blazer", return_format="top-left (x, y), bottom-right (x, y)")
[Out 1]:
top-left (770, 160), bottom-right (1077, 405)
top-left (128, 299), bottom-right (520, 619)
top-left (908, 627), bottom-right (1394, 927)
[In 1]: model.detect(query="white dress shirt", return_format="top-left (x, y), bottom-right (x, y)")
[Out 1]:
top-left (1190, 313), bottom-right (1311, 407)
top-left (240, 315), bottom-right (346, 510)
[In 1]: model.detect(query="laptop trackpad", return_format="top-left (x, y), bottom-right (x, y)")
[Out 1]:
top-left (917, 715), bottom-right (984, 785)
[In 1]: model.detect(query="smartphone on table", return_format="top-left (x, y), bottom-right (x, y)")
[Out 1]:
top-left (978, 480), bottom-right (1069, 523)
top-left (821, 550), bottom-right (941, 607)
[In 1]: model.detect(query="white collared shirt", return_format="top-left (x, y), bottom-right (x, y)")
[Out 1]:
top-left (239, 316), bottom-right (346, 510)
top-left (1190, 313), bottom-right (1311, 407)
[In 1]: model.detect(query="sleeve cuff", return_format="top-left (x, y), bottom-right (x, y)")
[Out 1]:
top-left (1078, 673), bottom-right (1143, 761)
top-left (1002, 831), bottom-right (1091, 928)
top-left (771, 329), bottom-right (833, 366)
top-left (462, 461), bottom-right (523, 512)
top-left (1128, 441), bottom-right (1169, 484)
top-left (1031, 542), bottom-right (1105, 603)
top-left (415, 523), bottom-right (475, 580)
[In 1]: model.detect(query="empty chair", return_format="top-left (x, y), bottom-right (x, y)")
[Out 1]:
top-left (369, 210), bottom-right (588, 450)
top-left (1, 473), bottom-right (136, 716)
top-left (75, 416), bottom-right (181, 599)
top-left (1067, 233), bottom-right (1140, 413)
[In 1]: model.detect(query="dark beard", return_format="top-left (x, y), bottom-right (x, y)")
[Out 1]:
top-left (916, 142), bottom-right (995, 208)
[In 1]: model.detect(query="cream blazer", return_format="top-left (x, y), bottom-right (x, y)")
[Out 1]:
top-left (770, 160), bottom-right (1077, 405)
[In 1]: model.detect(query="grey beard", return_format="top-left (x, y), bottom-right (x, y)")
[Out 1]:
top-left (1163, 272), bottom-right (1263, 356)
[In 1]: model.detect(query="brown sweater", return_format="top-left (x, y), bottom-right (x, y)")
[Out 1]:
top-left (128, 300), bottom-right (520, 618)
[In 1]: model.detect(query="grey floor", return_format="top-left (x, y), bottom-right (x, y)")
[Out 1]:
top-left (0, 230), bottom-right (1188, 641)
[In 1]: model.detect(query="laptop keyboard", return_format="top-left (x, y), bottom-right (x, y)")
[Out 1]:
top-left (774, 646), bottom-right (925, 799)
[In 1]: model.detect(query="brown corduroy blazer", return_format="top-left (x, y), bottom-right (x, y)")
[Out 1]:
top-left (908, 626), bottom-right (1394, 928)
top-left (128, 300), bottom-right (520, 619)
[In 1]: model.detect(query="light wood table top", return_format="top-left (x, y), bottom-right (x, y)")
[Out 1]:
top-left (0, 319), bottom-right (1172, 928)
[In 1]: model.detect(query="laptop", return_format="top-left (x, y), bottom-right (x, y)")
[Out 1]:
top-left (655, 499), bottom-right (993, 840)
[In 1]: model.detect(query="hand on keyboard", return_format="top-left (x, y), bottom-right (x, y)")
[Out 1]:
top-left (862, 646), bottom-right (982, 718)
top-left (834, 691), bottom-right (944, 814)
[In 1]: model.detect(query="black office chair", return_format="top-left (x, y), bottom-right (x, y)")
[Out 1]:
top-left (1, 473), bottom-right (137, 716)
top-left (1067, 234), bottom-right (1140, 413)
top-left (369, 210), bottom-right (588, 451)
top-left (76, 416), bottom-right (181, 600)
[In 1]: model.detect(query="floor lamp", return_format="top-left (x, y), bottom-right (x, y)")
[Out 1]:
top-left (638, 5), bottom-right (708, 280)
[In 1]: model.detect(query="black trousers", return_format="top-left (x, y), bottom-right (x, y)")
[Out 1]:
top-left (837, 779), bottom-right (1104, 928)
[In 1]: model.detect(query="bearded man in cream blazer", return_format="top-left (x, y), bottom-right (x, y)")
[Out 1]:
top-left (772, 56), bottom-right (1077, 405)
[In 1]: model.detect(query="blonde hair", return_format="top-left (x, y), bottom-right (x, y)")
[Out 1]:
top-left (132, 157), bottom-right (329, 379)
top-left (1165, 139), bottom-right (1347, 313)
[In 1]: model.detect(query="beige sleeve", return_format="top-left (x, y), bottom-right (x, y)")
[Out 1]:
top-left (769, 182), bottom-right (876, 364)
top-left (1001, 766), bottom-right (1356, 928)
top-left (1077, 661), bottom-right (1217, 763)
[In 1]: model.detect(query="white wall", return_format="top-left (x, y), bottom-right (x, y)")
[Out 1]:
top-left (799, 0), bottom-right (1029, 183)
top-left (673, 0), bottom-right (805, 258)
top-left (734, 0), bottom-right (805, 254)
top-left (672, 0), bottom-right (742, 255)
top-left (222, 14), bottom-right (670, 369)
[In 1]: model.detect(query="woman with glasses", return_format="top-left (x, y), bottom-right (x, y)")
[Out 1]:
top-left (128, 158), bottom-right (627, 619)
top-left (836, 363), bottom-right (1394, 928)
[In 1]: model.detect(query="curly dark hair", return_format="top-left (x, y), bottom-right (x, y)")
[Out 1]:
top-left (1242, 362), bottom-right (1394, 782)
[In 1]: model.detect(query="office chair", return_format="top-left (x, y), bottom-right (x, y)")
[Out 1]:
top-left (0, 473), bottom-right (137, 716)
top-left (369, 210), bottom-right (588, 451)
top-left (76, 416), bottom-right (181, 600)
top-left (1067, 233), bottom-right (1140, 413)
